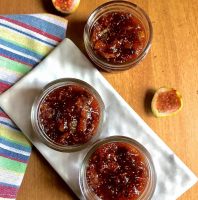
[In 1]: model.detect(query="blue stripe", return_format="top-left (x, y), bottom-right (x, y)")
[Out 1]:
top-left (0, 120), bottom-right (21, 132)
top-left (0, 23), bottom-right (55, 47)
top-left (0, 38), bottom-right (43, 60)
top-left (0, 78), bottom-right (12, 85)
top-left (0, 147), bottom-right (29, 162)
top-left (5, 15), bottom-right (66, 39)
top-left (0, 182), bottom-right (19, 188)
top-left (0, 47), bottom-right (36, 66)
top-left (0, 137), bottom-right (31, 152)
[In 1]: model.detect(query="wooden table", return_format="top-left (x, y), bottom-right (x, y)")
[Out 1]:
top-left (0, 0), bottom-right (197, 199)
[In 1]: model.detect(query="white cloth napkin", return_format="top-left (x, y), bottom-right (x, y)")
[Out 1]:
top-left (0, 39), bottom-right (197, 200)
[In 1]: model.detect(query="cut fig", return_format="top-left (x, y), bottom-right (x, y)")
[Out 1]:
top-left (52, 0), bottom-right (80, 14)
top-left (151, 87), bottom-right (183, 117)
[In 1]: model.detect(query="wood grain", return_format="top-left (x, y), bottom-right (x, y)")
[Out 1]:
top-left (0, 0), bottom-right (197, 199)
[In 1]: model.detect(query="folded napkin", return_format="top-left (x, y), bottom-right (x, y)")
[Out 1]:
top-left (0, 14), bottom-right (67, 199)
top-left (0, 39), bottom-right (197, 200)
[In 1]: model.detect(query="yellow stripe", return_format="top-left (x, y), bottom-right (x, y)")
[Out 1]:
top-left (0, 125), bottom-right (30, 146)
top-left (0, 26), bottom-right (52, 55)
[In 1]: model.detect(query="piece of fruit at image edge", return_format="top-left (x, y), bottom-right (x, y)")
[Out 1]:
top-left (52, 0), bottom-right (80, 14)
top-left (151, 87), bottom-right (183, 117)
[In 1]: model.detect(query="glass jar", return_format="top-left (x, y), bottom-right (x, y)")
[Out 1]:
top-left (31, 78), bottom-right (105, 152)
top-left (79, 136), bottom-right (156, 200)
top-left (84, 0), bottom-right (153, 72)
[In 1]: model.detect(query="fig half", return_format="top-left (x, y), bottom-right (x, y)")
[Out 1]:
top-left (151, 87), bottom-right (183, 117)
top-left (52, 0), bottom-right (80, 14)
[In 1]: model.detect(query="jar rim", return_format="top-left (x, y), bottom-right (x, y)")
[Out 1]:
top-left (79, 136), bottom-right (156, 200)
top-left (84, 0), bottom-right (153, 71)
top-left (31, 78), bottom-right (105, 152)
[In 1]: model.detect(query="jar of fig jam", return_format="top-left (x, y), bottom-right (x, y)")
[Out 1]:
top-left (84, 1), bottom-right (153, 71)
top-left (31, 78), bottom-right (104, 152)
top-left (80, 136), bottom-right (156, 200)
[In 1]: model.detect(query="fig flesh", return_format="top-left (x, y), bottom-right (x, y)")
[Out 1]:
top-left (52, 0), bottom-right (80, 14)
top-left (151, 87), bottom-right (183, 117)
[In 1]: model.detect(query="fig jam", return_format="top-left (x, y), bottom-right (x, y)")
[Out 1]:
top-left (90, 11), bottom-right (146, 64)
top-left (86, 142), bottom-right (149, 200)
top-left (38, 85), bottom-right (101, 146)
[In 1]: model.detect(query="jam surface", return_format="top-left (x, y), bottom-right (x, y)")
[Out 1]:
top-left (91, 11), bottom-right (146, 64)
top-left (39, 85), bottom-right (101, 145)
top-left (86, 142), bottom-right (149, 200)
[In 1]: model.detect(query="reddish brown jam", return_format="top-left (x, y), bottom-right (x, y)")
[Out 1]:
top-left (86, 142), bottom-right (149, 200)
top-left (90, 11), bottom-right (146, 64)
top-left (39, 85), bottom-right (101, 145)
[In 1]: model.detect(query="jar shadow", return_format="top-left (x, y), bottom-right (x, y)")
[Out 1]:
top-left (15, 88), bottom-right (42, 141)
top-left (33, 146), bottom-right (79, 199)
top-left (67, 20), bottom-right (87, 53)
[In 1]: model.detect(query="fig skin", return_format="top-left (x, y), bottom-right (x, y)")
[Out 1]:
top-left (52, 0), bottom-right (80, 14)
top-left (151, 87), bottom-right (183, 117)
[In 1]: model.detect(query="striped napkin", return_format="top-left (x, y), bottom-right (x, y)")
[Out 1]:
top-left (0, 14), bottom-right (67, 199)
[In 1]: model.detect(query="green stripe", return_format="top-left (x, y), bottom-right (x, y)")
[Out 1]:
top-left (0, 156), bottom-right (27, 173)
top-left (0, 56), bottom-right (30, 74)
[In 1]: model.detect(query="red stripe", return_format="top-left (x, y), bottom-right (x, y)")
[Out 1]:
top-left (0, 16), bottom-right (61, 42)
top-left (0, 185), bottom-right (17, 198)
top-left (0, 53), bottom-right (32, 67)
top-left (0, 111), bottom-right (10, 119)
top-left (0, 81), bottom-right (11, 94)
top-left (0, 153), bottom-right (28, 164)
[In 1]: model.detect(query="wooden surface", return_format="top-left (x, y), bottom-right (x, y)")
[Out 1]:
top-left (0, 0), bottom-right (197, 199)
